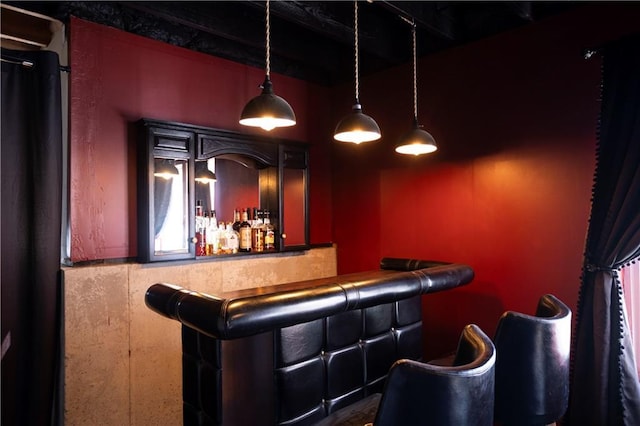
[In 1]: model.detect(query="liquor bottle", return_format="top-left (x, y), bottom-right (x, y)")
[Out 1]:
top-left (218, 222), bottom-right (228, 254)
top-left (195, 200), bottom-right (207, 256)
top-left (202, 210), bottom-right (209, 252)
top-left (232, 208), bottom-right (241, 233)
top-left (252, 208), bottom-right (265, 252)
top-left (209, 210), bottom-right (217, 228)
top-left (226, 223), bottom-right (239, 254)
top-left (239, 208), bottom-right (252, 252)
top-left (207, 210), bottom-right (218, 255)
top-left (264, 210), bottom-right (276, 251)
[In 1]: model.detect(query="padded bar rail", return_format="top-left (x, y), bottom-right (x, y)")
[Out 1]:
top-left (145, 262), bottom-right (474, 340)
top-left (379, 257), bottom-right (450, 271)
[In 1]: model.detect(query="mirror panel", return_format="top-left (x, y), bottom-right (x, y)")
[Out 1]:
top-left (153, 158), bottom-right (190, 255)
top-left (216, 158), bottom-right (259, 220)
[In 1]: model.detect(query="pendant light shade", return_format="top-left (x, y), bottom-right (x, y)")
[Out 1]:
top-left (395, 20), bottom-right (437, 156)
top-left (395, 119), bottom-right (437, 155)
top-left (154, 159), bottom-right (179, 179)
top-left (334, 0), bottom-right (381, 144)
top-left (240, 76), bottom-right (296, 131)
top-left (195, 168), bottom-right (217, 184)
top-left (240, 0), bottom-right (296, 131)
top-left (334, 103), bottom-right (381, 144)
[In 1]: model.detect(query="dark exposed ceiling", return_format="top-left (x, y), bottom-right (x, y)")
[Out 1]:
top-left (9, 1), bottom-right (585, 86)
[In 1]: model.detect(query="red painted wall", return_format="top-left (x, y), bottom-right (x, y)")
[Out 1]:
top-left (68, 17), bottom-right (334, 262)
top-left (68, 5), bottom-right (640, 358)
top-left (331, 3), bottom-right (640, 358)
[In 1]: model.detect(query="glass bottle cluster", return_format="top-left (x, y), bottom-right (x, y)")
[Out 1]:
top-left (195, 202), bottom-right (275, 256)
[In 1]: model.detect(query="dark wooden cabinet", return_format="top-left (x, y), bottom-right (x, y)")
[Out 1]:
top-left (137, 118), bottom-right (310, 263)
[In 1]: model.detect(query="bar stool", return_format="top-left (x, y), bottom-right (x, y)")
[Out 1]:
top-left (316, 323), bottom-right (496, 426)
top-left (493, 294), bottom-right (572, 426)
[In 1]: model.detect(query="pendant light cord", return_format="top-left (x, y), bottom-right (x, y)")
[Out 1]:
top-left (265, 0), bottom-right (271, 77)
top-left (411, 21), bottom-right (418, 121)
top-left (354, 0), bottom-right (359, 103)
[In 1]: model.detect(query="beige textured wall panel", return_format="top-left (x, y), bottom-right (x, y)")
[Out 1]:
top-left (63, 265), bottom-right (130, 426)
top-left (128, 261), bottom-right (224, 426)
top-left (63, 247), bottom-right (336, 426)
top-left (220, 249), bottom-right (338, 293)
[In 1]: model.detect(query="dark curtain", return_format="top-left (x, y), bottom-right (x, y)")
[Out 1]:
top-left (1, 49), bottom-right (63, 425)
top-left (567, 33), bottom-right (640, 426)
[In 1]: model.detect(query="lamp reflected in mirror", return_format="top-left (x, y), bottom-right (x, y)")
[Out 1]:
top-left (154, 159), bottom-right (180, 179)
top-left (195, 161), bottom-right (217, 184)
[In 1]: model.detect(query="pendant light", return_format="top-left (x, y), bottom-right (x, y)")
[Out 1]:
top-left (240, 0), bottom-right (296, 131)
top-left (154, 159), bottom-right (179, 179)
top-left (334, 0), bottom-right (381, 144)
top-left (195, 161), bottom-right (217, 184)
top-left (395, 20), bottom-right (437, 156)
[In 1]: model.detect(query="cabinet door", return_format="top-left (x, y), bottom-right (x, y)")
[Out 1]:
top-left (279, 144), bottom-right (309, 250)
top-left (138, 122), bottom-right (195, 262)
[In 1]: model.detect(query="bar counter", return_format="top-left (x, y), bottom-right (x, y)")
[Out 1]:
top-left (145, 258), bottom-right (474, 425)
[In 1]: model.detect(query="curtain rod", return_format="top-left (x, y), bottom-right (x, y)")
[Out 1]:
top-left (1, 53), bottom-right (70, 72)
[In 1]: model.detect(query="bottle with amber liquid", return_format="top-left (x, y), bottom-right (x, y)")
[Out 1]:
top-left (239, 208), bottom-right (252, 252)
top-left (264, 210), bottom-right (276, 251)
top-left (195, 200), bottom-right (207, 256)
top-left (252, 208), bottom-right (265, 252)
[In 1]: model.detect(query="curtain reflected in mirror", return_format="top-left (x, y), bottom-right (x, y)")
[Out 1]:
top-left (153, 158), bottom-right (189, 254)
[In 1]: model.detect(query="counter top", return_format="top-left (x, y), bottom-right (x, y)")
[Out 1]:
top-left (145, 258), bottom-right (474, 340)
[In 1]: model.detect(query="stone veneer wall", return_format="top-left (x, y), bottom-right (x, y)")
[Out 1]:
top-left (62, 246), bottom-right (337, 426)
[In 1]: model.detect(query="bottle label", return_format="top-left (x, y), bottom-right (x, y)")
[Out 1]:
top-left (265, 230), bottom-right (275, 249)
top-left (240, 228), bottom-right (252, 250)
top-left (195, 232), bottom-right (206, 256)
top-left (253, 228), bottom-right (265, 252)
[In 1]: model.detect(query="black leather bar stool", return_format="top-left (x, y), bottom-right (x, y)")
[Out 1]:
top-left (493, 294), bottom-right (572, 426)
top-left (316, 323), bottom-right (496, 426)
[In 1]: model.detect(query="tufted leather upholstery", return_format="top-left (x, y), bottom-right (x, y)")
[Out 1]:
top-left (145, 262), bottom-right (473, 340)
top-left (182, 326), bottom-right (222, 425)
top-left (274, 296), bottom-right (423, 425)
top-left (493, 294), bottom-right (572, 426)
top-left (316, 323), bottom-right (496, 426)
top-left (144, 260), bottom-right (475, 425)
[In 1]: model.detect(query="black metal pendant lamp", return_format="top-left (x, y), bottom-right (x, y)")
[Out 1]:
top-left (195, 161), bottom-right (216, 184)
top-left (240, 0), bottom-right (296, 131)
top-left (154, 159), bottom-right (179, 179)
top-left (334, 0), bottom-right (381, 144)
top-left (395, 19), bottom-right (437, 155)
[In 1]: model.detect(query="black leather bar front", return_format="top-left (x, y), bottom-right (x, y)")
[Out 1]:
top-left (145, 262), bottom-right (474, 340)
top-left (144, 259), bottom-right (474, 425)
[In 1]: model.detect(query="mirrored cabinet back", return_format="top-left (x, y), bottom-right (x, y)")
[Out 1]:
top-left (137, 118), bottom-right (309, 263)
